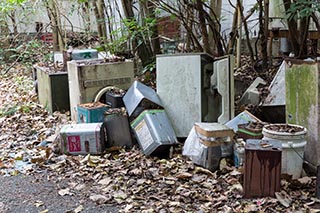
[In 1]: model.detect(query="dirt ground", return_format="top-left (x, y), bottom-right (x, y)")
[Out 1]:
top-left (0, 172), bottom-right (119, 213)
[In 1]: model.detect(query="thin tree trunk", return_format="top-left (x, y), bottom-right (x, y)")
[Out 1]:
top-left (227, 4), bottom-right (238, 54)
top-left (237, 0), bottom-right (254, 63)
top-left (298, 16), bottom-right (310, 57)
top-left (0, 15), bottom-right (10, 49)
top-left (98, 0), bottom-right (107, 43)
top-left (283, 0), bottom-right (300, 57)
top-left (93, 0), bottom-right (107, 46)
top-left (196, 0), bottom-right (211, 55)
top-left (9, 11), bottom-right (18, 36)
top-left (147, 0), bottom-right (161, 55)
top-left (209, 0), bottom-right (222, 54)
top-left (121, 0), bottom-right (153, 67)
top-left (263, 0), bottom-right (269, 63)
top-left (258, 0), bottom-right (268, 69)
top-left (81, 2), bottom-right (91, 35)
top-left (46, 0), bottom-right (59, 51)
top-left (105, 0), bottom-right (113, 42)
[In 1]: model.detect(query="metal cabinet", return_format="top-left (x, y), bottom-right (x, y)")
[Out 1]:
top-left (67, 59), bottom-right (134, 121)
top-left (156, 53), bottom-right (234, 137)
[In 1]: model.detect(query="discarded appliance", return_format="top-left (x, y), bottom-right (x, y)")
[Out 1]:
top-left (237, 121), bottom-right (265, 141)
top-left (123, 81), bottom-right (163, 120)
top-left (131, 109), bottom-right (178, 156)
top-left (103, 108), bottom-right (132, 148)
top-left (71, 49), bottom-right (98, 60)
top-left (53, 49), bottom-right (98, 63)
top-left (156, 53), bottom-right (235, 137)
top-left (77, 102), bottom-right (109, 123)
top-left (285, 59), bottom-right (319, 172)
top-left (238, 77), bottom-right (266, 106)
top-left (262, 123), bottom-right (307, 179)
top-left (67, 59), bottom-right (134, 121)
top-left (59, 123), bottom-right (106, 155)
top-left (260, 61), bottom-right (287, 123)
top-left (243, 139), bottom-right (282, 198)
top-left (33, 65), bottom-right (69, 113)
top-left (225, 110), bottom-right (261, 132)
top-left (183, 122), bottom-right (234, 172)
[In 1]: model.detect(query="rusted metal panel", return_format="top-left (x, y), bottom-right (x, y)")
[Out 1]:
top-left (244, 140), bottom-right (282, 198)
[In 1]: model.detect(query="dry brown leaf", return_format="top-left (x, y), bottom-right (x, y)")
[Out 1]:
top-left (98, 177), bottom-right (113, 185)
top-left (176, 172), bottom-right (193, 179)
top-left (194, 166), bottom-right (214, 176)
top-left (58, 188), bottom-right (72, 196)
top-left (74, 205), bottom-right (84, 213)
top-left (90, 194), bottom-right (110, 204)
top-left (275, 191), bottom-right (292, 208)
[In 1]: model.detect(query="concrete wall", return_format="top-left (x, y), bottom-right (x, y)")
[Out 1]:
top-left (8, 0), bottom-right (98, 33)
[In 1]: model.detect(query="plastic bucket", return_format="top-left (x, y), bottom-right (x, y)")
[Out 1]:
top-left (262, 124), bottom-right (307, 179)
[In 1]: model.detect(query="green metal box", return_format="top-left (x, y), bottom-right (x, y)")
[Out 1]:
top-left (34, 65), bottom-right (70, 113)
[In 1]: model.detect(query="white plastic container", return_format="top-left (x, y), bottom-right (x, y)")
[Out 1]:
top-left (262, 124), bottom-right (307, 179)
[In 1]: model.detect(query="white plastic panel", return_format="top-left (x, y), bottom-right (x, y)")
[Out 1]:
top-left (212, 55), bottom-right (235, 124)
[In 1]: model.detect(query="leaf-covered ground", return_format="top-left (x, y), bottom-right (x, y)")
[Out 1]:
top-left (0, 64), bottom-right (320, 212)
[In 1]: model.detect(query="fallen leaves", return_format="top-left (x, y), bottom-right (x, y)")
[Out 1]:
top-left (0, 64), bottom-right (318, 212)
top-left (58, 188), bottom-right (73, 196)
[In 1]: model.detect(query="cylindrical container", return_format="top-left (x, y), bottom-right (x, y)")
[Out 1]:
top-left (280, 38), bottom-right (292, 54)
top-left (262, 124), bottom-right (307, 179)
top-left (233, 139), bottom-right (245, 168)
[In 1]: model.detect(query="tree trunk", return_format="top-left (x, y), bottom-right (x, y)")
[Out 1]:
top-left (196, 0), bottom-right (212, 55)
top-left (227, 4), bottom-right (238, 54)
top-left (0, 14), bottom-right (10, 49)
top-left (283, 0), bottom-right (300, 57)
top-left (9, 11), bottom-right (18, 36)
top-left (81, 2), bottom-right (91, 36)
top-left (46, 0), bottom-right (59, 51)
top-left (298, 16), bottom-right (310, 57)
top-left (121, 0), bottom-right (154, 67)
top-left (105, 0), bottom-right (114, 42)
top-left (92, 0), bottom-right (107, 46)
top-left (45, 0), bottom-right (64, 52)
top-left (147, 0), bottom-right (161, 55)
top-left (237, 0), bottom-right (255, 63)
top-left (258, 0), bottom-right (268, 69)
top-left (209, 0), bottom-right (222, 54)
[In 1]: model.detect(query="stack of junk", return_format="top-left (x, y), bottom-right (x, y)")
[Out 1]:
top-left (182, 109), bottom-right (308, 198)
top-left (59, 80), bottom-right (178, 157)
top-left (56, 53), bottom-right (311, 199)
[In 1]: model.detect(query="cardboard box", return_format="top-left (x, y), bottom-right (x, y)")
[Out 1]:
top-left (59, 123), bottom-right (106, 155)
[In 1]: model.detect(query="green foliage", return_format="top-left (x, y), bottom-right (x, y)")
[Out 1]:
top-left (102, 16), bottom-right (157, 55)
top-left (0, 0), bottom-right (25, 12)
top-left (0, 104), bottom-right (32, 117)
top-left (1, 39), bottom-right (52, 66)
top-left (141, 60), bottom-right (156, 74)
top-left (285, 0), bottom-right (319, 20)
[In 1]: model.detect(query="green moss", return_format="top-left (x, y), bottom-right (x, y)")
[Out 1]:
top-left (286, 63), bottom-right (318, 125)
